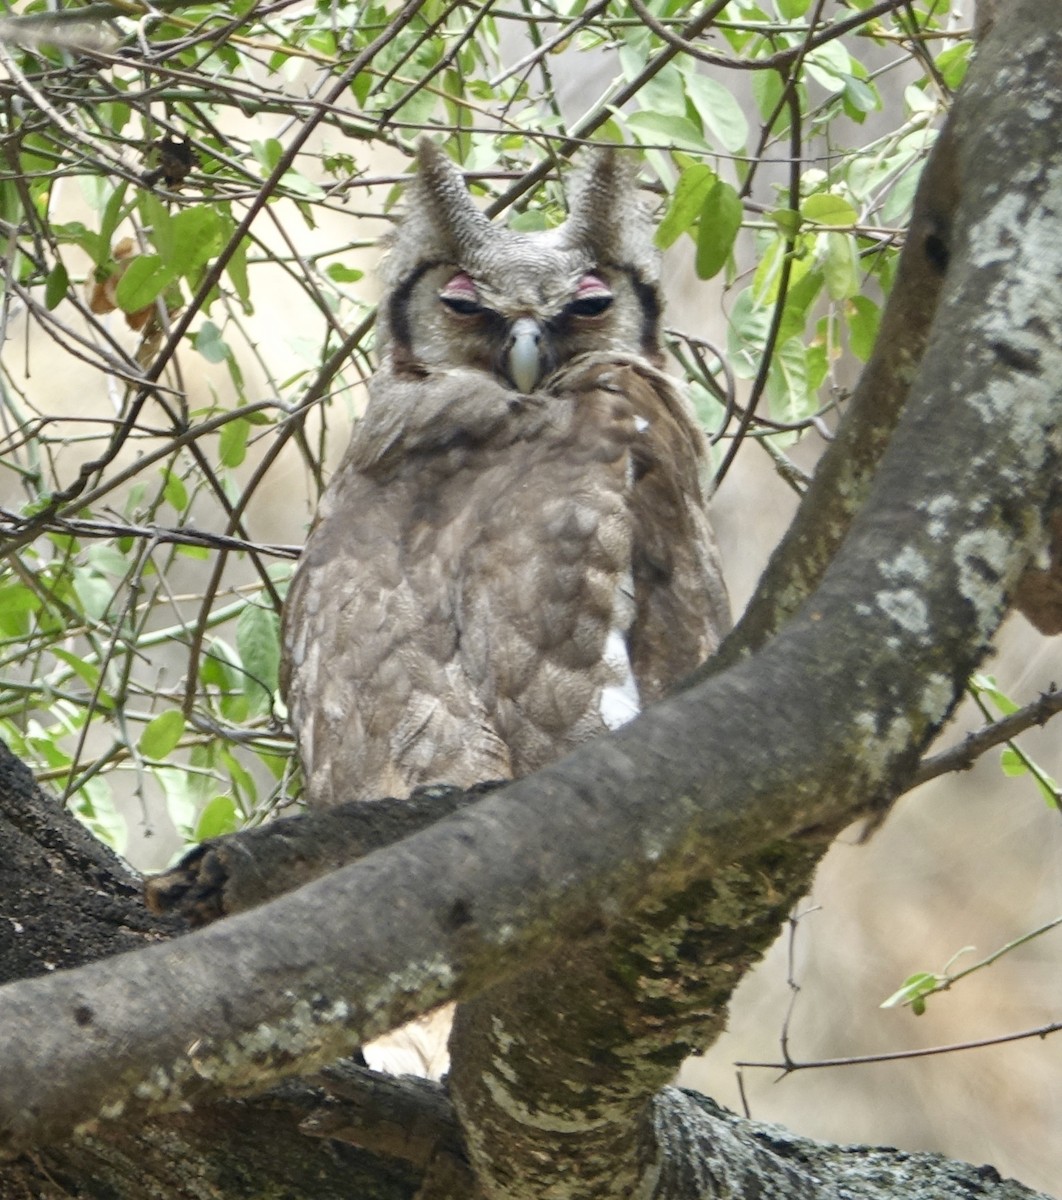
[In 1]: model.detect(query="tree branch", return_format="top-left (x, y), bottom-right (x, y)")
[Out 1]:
top-left (1, 11), bottom-right (1061, 1194)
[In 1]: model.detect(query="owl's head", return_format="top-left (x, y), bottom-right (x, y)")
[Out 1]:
top-left (377, 141), bottom-right (664, 391)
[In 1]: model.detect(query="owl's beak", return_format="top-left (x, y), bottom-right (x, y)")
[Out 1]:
top-left (506, 316), bottom-right (544, 393)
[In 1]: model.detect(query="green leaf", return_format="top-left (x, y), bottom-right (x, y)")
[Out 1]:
top-left (801, 192), bottom-right (857, 227)
top-left (695, 180), bottom-right (743, 280)
top-left (882, 151), bottom-right (930, 225)
top-left (51, 647), bottom-right (112, 708)
top-left (780, 266), bottom-right (825, 340)
top-left (656, 164), bottom-right (718, 250)
top-left (139, 710), bottom-right (186, 760)
top-left (219, 416), bottom-right (250, 467)
top-left (201, 640), bottom-right (246, 724)
top-left (935, 43), bottom-right (972, 91)
top-left (351, 71), bottom-right (372, 106)
top-left (639, 64), bottom-right (687, 118)
top-left (86, 543), bottom-right (128, 577)
top-left (72, 568), bottom-right (115, 622)
top-left (844, 75), bottom-right (879, 114)
top-left (44, 261), bottom-right (69, 310)
top-left (969, 673), bottom-right (1020, 715)
top-left (752, 69), bottom-right (786, 126)
top-left (114, 255), bottom-right (174, 313)
top-left (768, 208), bottom-right (802, 238)
top-left (195, 319), bottom-right (230, 364)
top-left (236, 602), bottom-right (281, 715)
top-left (251, 138), bottom-right (284, 172)
top-left (98, 181), bottom-right (130, 258)
top-left (881, 971), bottom-right (939, 1011)
top-left (221, 745), bottom-right (257, 810)
top-left (806, 338), bottom-right (828, 393)
top-left (170, 206), bottom-right (223, 274)
top-left (626, 111), bottom-right (709, 153)
top-left (683, 72), bottom-right (748, 153)
top-left (765, 336), bottom-right (812, 428)
top-left (53, 221), bottom-right (101, 260)
top-left (805, 39), bottom-right (853, 95)
top-left (823, 231), bottom-right (859, 300)
top-left (26, 724), bottom-right (73, 769)
top-left (999, 746), bottom-right (1028, 777)
top-left (141, 190), bottom-right (174, 260)
top-left (306, 29), bottom-right (336, 56)
top-left (727, 288), bottom-right (769, 379)
top-left (618, 33), bottom-right (649, 83)
top-left (846, 294), bottom-right (880, 360)
top-left (777, 0), bottom-right (810, 14)
top-left (162, 468), bottom-right (189, 512)
top-left (195, 794), bottom-right (239, 841)
top-left (282, 171), bottom-right (327, 200)
top-left (0, 582), bottom-right (39, 636)
top-left (256, 746), bottom-right (289, 782)
top-left (326, 262), bottom-right (365, 284)
top-left (102, 100), bottom-right (131, 136)
top-left (227, 236), bottom-right (252, 311)
top-left (752, 233), bottom-right (818, 307)
top-left (999, 748), bottom-right (1060, 807)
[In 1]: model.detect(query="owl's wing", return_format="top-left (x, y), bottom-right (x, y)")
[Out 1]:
top-left (281, 423), bottom-right (510, 807)
top-left (607, 357), bottom-right (731, 702)
top-left (282, 363), bottom-right (572, 806)
top-left (282, 357), bottom-right (728, 805)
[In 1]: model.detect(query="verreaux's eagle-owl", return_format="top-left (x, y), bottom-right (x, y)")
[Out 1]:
top-left (280, 141), bottom-right (731, 1074)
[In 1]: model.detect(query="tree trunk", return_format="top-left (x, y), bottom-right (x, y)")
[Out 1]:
top-left (2, 4), bottom-right (1062, 1197)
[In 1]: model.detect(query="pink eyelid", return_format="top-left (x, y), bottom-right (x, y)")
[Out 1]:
top-left (440, 271), bottom-right (479, 301)
top-left (575, 272), bottom-right (611, 298)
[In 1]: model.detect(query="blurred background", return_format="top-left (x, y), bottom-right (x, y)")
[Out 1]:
top-left (1, 2), bottom-right (1059, 1194)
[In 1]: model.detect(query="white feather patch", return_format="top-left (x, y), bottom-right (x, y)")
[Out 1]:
top-left (600, 573), bottom-right (640, 730)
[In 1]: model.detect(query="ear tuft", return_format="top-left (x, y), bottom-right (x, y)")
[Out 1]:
top-left (379, 140), bottom-right (497, 290)
top-left (558, 149), bottom-right (659, 282)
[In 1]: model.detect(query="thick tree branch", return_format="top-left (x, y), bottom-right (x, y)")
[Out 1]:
top-left (0, 743), bottom-right (423, 1199)
top-left (1, 10), bottom-right (1061, 1191)
top-left (647, 1089), bottom-right (1046, 1200)
top-left (145, 784), bottom-right (488, 926)
top-left (432, 9), bottom-right (1062, 1193)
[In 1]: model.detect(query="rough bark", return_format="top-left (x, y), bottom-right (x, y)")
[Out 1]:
top-left (145, 783), bottom-right (488, 926)
top-left (0, 744), bottom-right (420, 1199)
top-left (436, 7), bottom-right (1062, 1194)
top-left (1, 5), bottom-right (1061, 1198)
top-left (0, 746), bottom-right (1050, 1199)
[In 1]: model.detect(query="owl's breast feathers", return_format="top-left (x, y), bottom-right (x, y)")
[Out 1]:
top-left (281, 353), bottom-right (729, 808)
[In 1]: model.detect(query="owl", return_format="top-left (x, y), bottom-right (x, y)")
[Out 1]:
top-left (280, 140), bottom-right (730, 1074)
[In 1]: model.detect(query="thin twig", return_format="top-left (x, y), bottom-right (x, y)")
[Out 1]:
top-left (914, 687), bottom-right (1062, 786)
top-left (736, 1021), bottom-right (1062, 1074)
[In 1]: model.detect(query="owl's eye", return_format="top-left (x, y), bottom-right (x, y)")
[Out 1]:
top-left (439, 272), bottom-right (484, 317)
top-left (565, 273), bottom-right (613, 318)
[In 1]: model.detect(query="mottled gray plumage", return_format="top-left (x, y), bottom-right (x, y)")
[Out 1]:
top-left (280, 142), bottom-right (730, 1074)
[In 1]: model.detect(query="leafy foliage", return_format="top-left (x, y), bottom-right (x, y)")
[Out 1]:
top-left (0, 0), bottom-right (972, 855)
